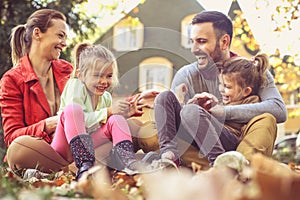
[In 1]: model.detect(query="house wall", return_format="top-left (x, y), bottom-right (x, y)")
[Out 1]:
top-left (96, 0), bottom-right (252, 96)
top-left (97, 0), bottom-right (203, 96)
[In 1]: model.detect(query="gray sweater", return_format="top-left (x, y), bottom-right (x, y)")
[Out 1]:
top-left (171, 62), bottom-right (287, 123)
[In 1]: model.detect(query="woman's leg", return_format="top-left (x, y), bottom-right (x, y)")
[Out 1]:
top-left (127, 118), bottom-right (143, 152)
top-left (94, 142), bottom-right (113, 165)
top-left (7, 135), bottom-right (69, 175)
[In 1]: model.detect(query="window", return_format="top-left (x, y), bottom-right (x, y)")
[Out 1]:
top-left (181, 14), bottom-right (196, 48)
top-left (113, 17), bottom-right (144, 51)
top-left (139, 57), bottom-right (173, 92)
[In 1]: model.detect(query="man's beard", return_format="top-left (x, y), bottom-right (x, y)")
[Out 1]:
top-left (210, 42), bottom-right (223, 63)
top-left (194, 43), bottom-right (223, 69)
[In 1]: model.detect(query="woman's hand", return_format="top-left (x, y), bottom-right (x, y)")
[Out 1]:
top-left (44, 115), bottom-right (59, 135)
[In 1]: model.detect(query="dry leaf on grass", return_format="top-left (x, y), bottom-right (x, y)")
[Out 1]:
top-left (250, 153), bottom-right (300, 200)
top-left (75, 165), bottom-right (127, 200)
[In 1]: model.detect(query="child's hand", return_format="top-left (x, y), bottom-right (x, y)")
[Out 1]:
top-left (137, 89), bottom-right (160, 109)
top-left (187, 92), bottom-right (218, 111)
top-left (128, 93), bottom-right (146, 117)
top-left (112, 100), bottom-right (131, 117)
top-left (113, 94), bottom-right (147, 118)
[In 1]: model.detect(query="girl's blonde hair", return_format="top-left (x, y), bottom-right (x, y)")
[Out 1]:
top-left (73, 42), bottom-right (119, 89)
top-left (219, 53), bottom-right (269, 95)
top-left (10, 9), bottom-right (66, 66)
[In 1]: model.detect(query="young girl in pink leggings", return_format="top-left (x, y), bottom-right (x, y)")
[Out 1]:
top-left (51, 43), bottom-right (143, 180)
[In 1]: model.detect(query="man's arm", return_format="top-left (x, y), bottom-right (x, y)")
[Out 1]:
top-left (171, 67), bottom-right (192, 104)
top-left (171, 63), bottom-right (210, 104)
top-left (223, 70), bottom-right (287, 123)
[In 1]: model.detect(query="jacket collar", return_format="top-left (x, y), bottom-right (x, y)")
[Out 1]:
top-left (19, 55), bottom-right (39, 83)
top-left (18, 55), bottom-right (53, 116)
top-left (19, 55), bottom-right (68, 87)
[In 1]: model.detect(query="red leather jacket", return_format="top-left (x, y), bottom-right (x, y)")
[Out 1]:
top-left (0, 55), bottom-right (73, 146)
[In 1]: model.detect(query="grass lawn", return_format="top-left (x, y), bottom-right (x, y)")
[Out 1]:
top-left (1, 153), bottom-right (300, 200)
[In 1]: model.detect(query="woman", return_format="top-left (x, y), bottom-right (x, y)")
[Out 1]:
top-left (0, 9), bottom-right (73, 176)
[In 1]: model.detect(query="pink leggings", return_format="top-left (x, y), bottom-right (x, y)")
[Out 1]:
top-left (51, 104), bottom-right (132, 161)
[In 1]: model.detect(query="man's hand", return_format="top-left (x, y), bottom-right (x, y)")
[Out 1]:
top-left (174, 83), bottom-right (188, 105)
top-left (187, 92), bottom-right (218, 110)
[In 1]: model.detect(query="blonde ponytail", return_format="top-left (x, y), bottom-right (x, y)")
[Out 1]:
top-left (10, 24), bottom-right (27, 66)
top-left (72, 43), bottom-right (92, 77)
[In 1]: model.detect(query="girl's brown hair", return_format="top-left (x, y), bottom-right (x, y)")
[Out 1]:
top-left (10, 9), bottom-right (66, 65)
top-left (219, 53), bottom-right (269, 95)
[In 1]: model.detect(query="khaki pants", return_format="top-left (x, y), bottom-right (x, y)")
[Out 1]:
top-left (6, 136), bottom-right (114, 175)
top-left (7, 136), bottom-right (70, 175)
top-left (237, 113), bottom-right (277, 161)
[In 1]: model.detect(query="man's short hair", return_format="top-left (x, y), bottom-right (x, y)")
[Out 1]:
top-left (192, 11), bottom-right (233, 42)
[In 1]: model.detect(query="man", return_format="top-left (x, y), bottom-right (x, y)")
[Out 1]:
top-left (154, 10), bottom-right (287, 165)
